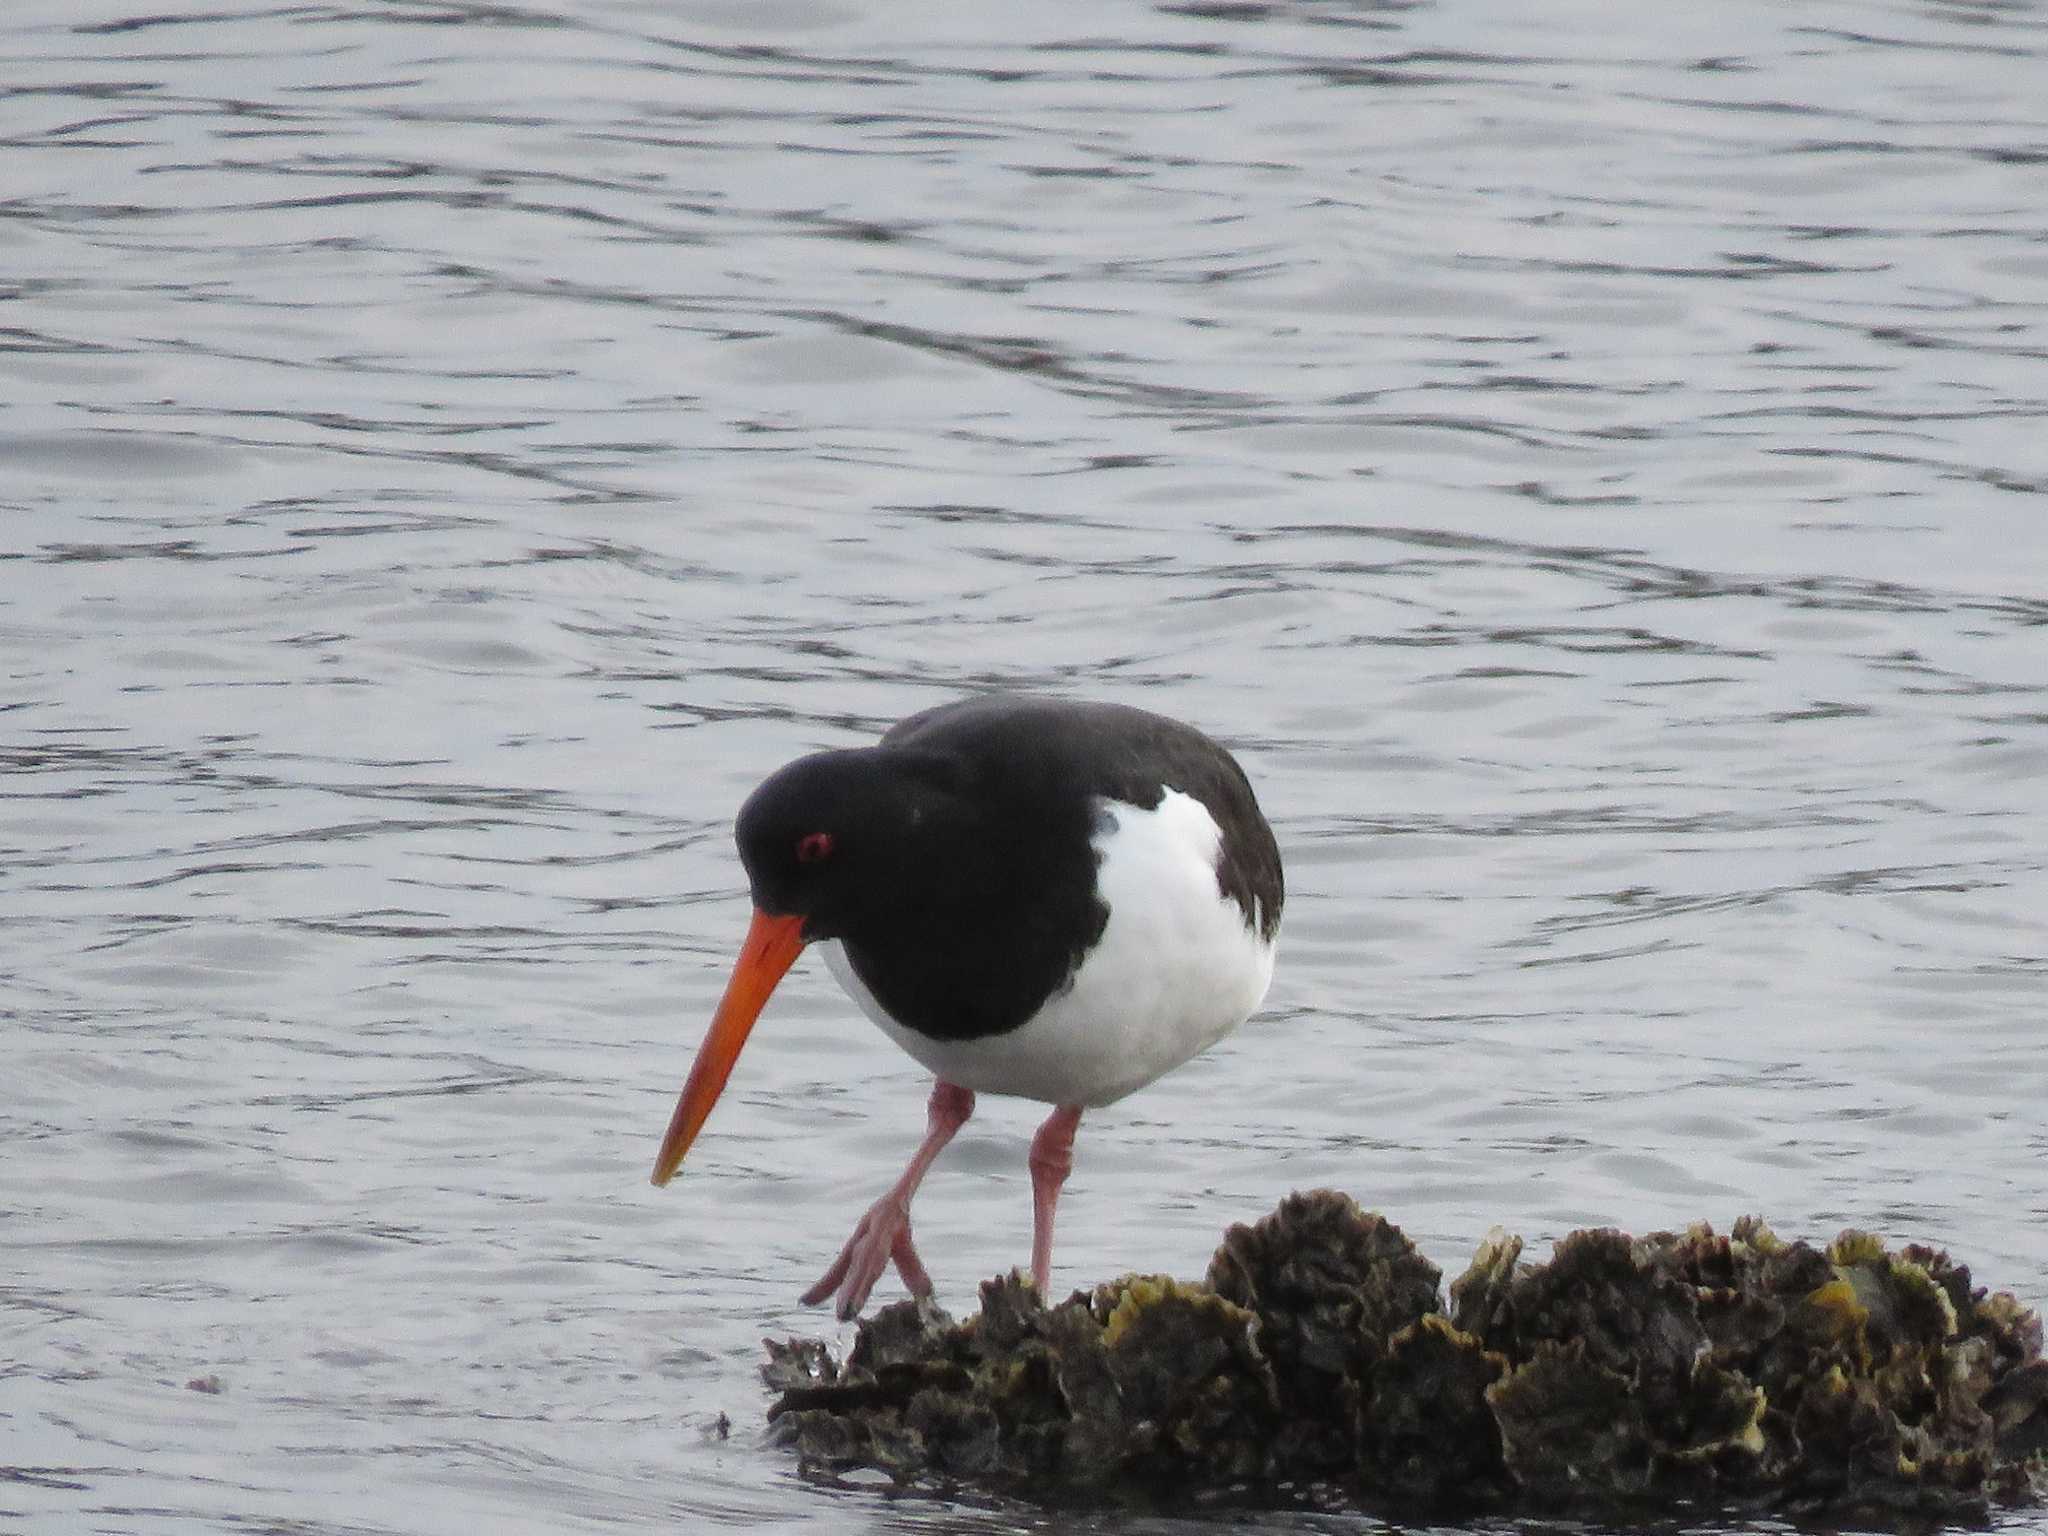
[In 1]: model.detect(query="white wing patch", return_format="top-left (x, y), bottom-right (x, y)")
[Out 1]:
top-left (820, 788), bottom-right (1277, 1107)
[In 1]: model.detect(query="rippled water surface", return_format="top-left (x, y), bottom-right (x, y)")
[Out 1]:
top-left (5, 1), bottom-right (2046, 1531)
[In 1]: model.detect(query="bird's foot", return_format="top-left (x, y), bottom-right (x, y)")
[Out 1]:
top-left (800, 1193), bottom-right (932, 1321)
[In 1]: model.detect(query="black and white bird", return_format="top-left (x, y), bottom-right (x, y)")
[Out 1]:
top-left (650, 693), bottom-right (1284, 1319)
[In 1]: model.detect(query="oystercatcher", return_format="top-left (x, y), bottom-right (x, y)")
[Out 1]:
top-left (650, 694), bottom-right (1283, 1319)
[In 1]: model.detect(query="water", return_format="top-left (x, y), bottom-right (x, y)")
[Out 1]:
top-left (3, 0), bottom-right (2045, 1531)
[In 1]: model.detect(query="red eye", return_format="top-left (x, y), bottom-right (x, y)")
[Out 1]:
top-left (796, 832), bottom-right (834, 865)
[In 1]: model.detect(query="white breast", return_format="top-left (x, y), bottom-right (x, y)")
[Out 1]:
top-left (819, 787), bottom-right (1277, 1108)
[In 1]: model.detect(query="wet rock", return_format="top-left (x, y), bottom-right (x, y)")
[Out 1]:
top-left (1205, 1189), bottom-right (1440, 1471)
top-left (1446, 1224), bottom-right (1522, 1335)
top-left (1359, 1312), bottom-right (1509, 1508)
top-left (765, 1271), bottom-right (1279, 1496)
top-left (761, 1195), bottom-right (2048, 1528)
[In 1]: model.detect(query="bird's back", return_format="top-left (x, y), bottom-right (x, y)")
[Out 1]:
top-left (882, 694), bottom-right (1283, 943)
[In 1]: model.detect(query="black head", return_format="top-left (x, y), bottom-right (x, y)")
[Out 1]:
top-left (734, 746), bottom-right (968, 941)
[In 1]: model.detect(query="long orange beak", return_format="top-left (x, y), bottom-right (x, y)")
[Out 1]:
top-left (650, 908), bottom-right (808, 1186)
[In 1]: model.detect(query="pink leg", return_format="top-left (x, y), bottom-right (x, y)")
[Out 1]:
top-left (1027, 1105), bottom-right (1084, 1299)
top-left (801, 1080), bottom-right (974, 1321)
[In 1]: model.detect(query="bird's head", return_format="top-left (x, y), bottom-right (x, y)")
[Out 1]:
top-left (732, 747), bottom-right (959, 942)
top-left (649, 746), bottom-right (968, 1187)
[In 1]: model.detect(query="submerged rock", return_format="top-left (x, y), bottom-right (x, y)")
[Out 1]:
top-left (762, 1193), bottom-right (2048, 1528)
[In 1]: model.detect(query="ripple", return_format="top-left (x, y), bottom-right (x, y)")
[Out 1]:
top-left (0, 431), bottom-right (236, 480)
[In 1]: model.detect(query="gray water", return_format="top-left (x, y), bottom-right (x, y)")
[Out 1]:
top-left (4, 1), bottom-right (2046, 1532)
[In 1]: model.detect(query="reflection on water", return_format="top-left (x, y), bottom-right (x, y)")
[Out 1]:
top-left (3, 0), bottom-right (2045, 1531)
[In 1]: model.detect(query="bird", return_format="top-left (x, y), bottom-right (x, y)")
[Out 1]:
top-left (649, 693), bottom-right (1283, 1320)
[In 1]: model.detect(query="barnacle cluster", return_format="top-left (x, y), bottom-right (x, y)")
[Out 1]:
top-left (762, 1192), bottom-right (2048, 1526)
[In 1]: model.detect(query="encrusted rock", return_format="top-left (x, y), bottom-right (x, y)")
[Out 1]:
top-left (761, 1195), bottom-right (2048, 1529)
top-left (1205, 1189), bottom-right (1439, 1471)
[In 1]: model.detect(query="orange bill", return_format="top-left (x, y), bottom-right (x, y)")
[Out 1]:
top-left (650, 908), bottom-right (808, 1186)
